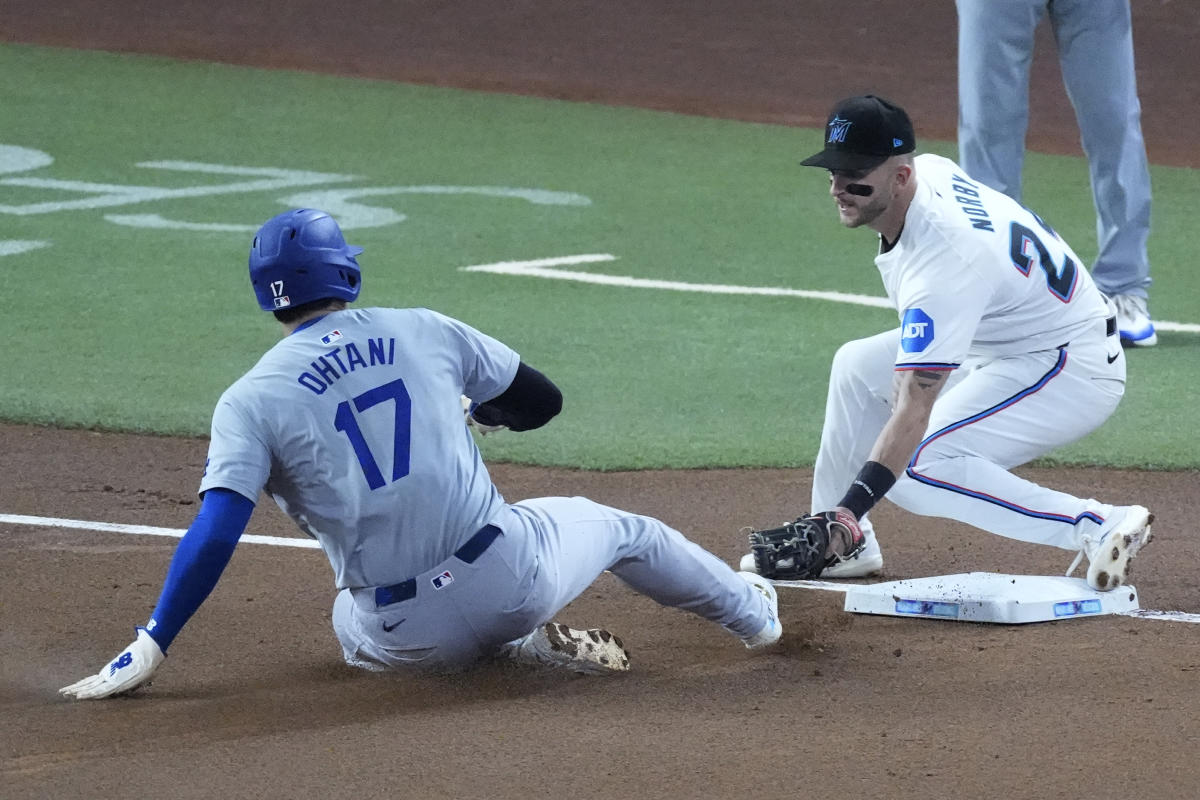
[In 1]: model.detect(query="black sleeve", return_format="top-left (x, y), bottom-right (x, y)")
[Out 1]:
top-left (471, 362), bottom-right (562, 431)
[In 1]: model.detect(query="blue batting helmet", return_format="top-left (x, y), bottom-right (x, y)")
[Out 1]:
top-left (249, 208), bottom-right (363, 311)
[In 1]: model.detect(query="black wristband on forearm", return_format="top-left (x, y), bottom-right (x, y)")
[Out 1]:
top-left (837, 461), bottom-right (897, 520)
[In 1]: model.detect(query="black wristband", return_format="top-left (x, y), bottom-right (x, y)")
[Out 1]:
top-left (837, 461), bottom-right (897, 520)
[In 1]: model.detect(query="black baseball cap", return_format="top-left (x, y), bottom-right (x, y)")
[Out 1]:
top-left (800, 95), bottom-right (916, 171)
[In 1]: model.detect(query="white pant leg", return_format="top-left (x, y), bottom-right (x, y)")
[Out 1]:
top-left (514, 496), bottom-right (770, 639)
top-left (1049, 0), bottom-right (1152, 296)
top-left (956, 0), bottom-right (1046, 198)
top-left (811, 330), bottom-right (896, 536)
top-left (812, 329), bottom-right (968, 534)
top-left (888, 332), bottom-right (1126, 551)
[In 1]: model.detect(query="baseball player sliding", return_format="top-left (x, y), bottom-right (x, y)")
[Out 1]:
top-left (61, 209), bottom-right (781, 700)
top-left (742, 95), bottom-right (1153, 589)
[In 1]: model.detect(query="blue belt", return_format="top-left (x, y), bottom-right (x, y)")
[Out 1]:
top-left (373, 524), bottom-right (501, 608)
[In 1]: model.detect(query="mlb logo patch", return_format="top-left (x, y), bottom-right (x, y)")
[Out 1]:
top-left (901, 308), bottom-right (935, 353)
top-left (431, 570), bottom-right (454, 590)
top-left (272, 295), bottom-right (291, 309)
top-left (321, 329), bottom-right (343, 345)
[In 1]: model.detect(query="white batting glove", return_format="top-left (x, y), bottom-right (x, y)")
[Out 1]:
top-left (460, 395), bottom-right (506, 435)
top-left (59, 628), bottom-right (165, 700)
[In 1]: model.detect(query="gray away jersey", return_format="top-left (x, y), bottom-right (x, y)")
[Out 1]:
top-left (200, 307), bottom-right (520, 590)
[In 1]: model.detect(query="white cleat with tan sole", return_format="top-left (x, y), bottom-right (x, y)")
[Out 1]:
top-left (1067, 505), bottom-right (1155, 591)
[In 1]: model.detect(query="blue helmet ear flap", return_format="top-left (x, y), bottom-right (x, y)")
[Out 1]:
top-left (249, 209), bottom-right (363, 311)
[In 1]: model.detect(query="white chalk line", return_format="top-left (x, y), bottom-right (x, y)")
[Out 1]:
top-left (0, 513), bottom-right (319, 549)
top-left (4, 512), bottom-right (1197, 624)
top-left (460, 254), bottom-right (1200, 333)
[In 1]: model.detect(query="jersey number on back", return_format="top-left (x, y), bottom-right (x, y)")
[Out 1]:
top-left (1008, 220), bottom-right (1078, 302)
top-left (333, 378), bottom-right (411, 490)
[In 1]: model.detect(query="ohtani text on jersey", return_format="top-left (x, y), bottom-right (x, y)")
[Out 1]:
top-left (297, 338), bottom-right (396, 395)
top-left (950, 173), bottom-right (994, 232)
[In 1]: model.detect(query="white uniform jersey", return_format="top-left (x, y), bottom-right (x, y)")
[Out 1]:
top-left (199, 307), bottom-right (519, 590)
top-left (877, 154), bottom-right (1110, 368)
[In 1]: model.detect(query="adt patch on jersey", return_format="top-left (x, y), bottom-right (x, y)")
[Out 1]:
top-left (431, 570), bottom-right (454, 590)
top-left (900, 308), bottom-right (935, 353)
top-left (320, 329), bottom-right (343, 345)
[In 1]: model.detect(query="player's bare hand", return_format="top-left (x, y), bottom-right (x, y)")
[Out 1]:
top-left (817, 507), bottom-right (866, 560)
top-left (59, 628), bottom-right (165, 700)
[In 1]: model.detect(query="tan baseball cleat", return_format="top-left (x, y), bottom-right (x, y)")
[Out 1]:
top-left (501, 622), bottom-right (630, 675)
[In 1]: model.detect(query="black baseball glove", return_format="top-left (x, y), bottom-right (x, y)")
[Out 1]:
top-left (747, 509), bottom-right (865, 580)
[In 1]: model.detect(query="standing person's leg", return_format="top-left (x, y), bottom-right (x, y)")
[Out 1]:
top-left (1050, 0), bottom-right (1154, 343)
top-left (956, 0), bottom-right (1046, 198)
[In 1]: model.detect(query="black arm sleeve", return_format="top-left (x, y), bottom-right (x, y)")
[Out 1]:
top-left (470, 362), bottom-right (562, 431)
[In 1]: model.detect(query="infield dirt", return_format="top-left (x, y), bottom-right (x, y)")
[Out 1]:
top-left (3, 3), bottom-right (1198, 798)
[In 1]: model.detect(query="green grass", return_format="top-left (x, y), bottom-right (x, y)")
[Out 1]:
top-left (1, 43), bottom-right (1197, 469)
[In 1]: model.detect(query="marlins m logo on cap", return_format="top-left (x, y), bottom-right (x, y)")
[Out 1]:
top-left (801, 95), bottom-right (916, 172)
top-left (828, 116), bottom-right (853, 144)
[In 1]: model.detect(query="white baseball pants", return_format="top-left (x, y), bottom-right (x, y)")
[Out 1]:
top-left (812, 318), bottom-right (1125, 552)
